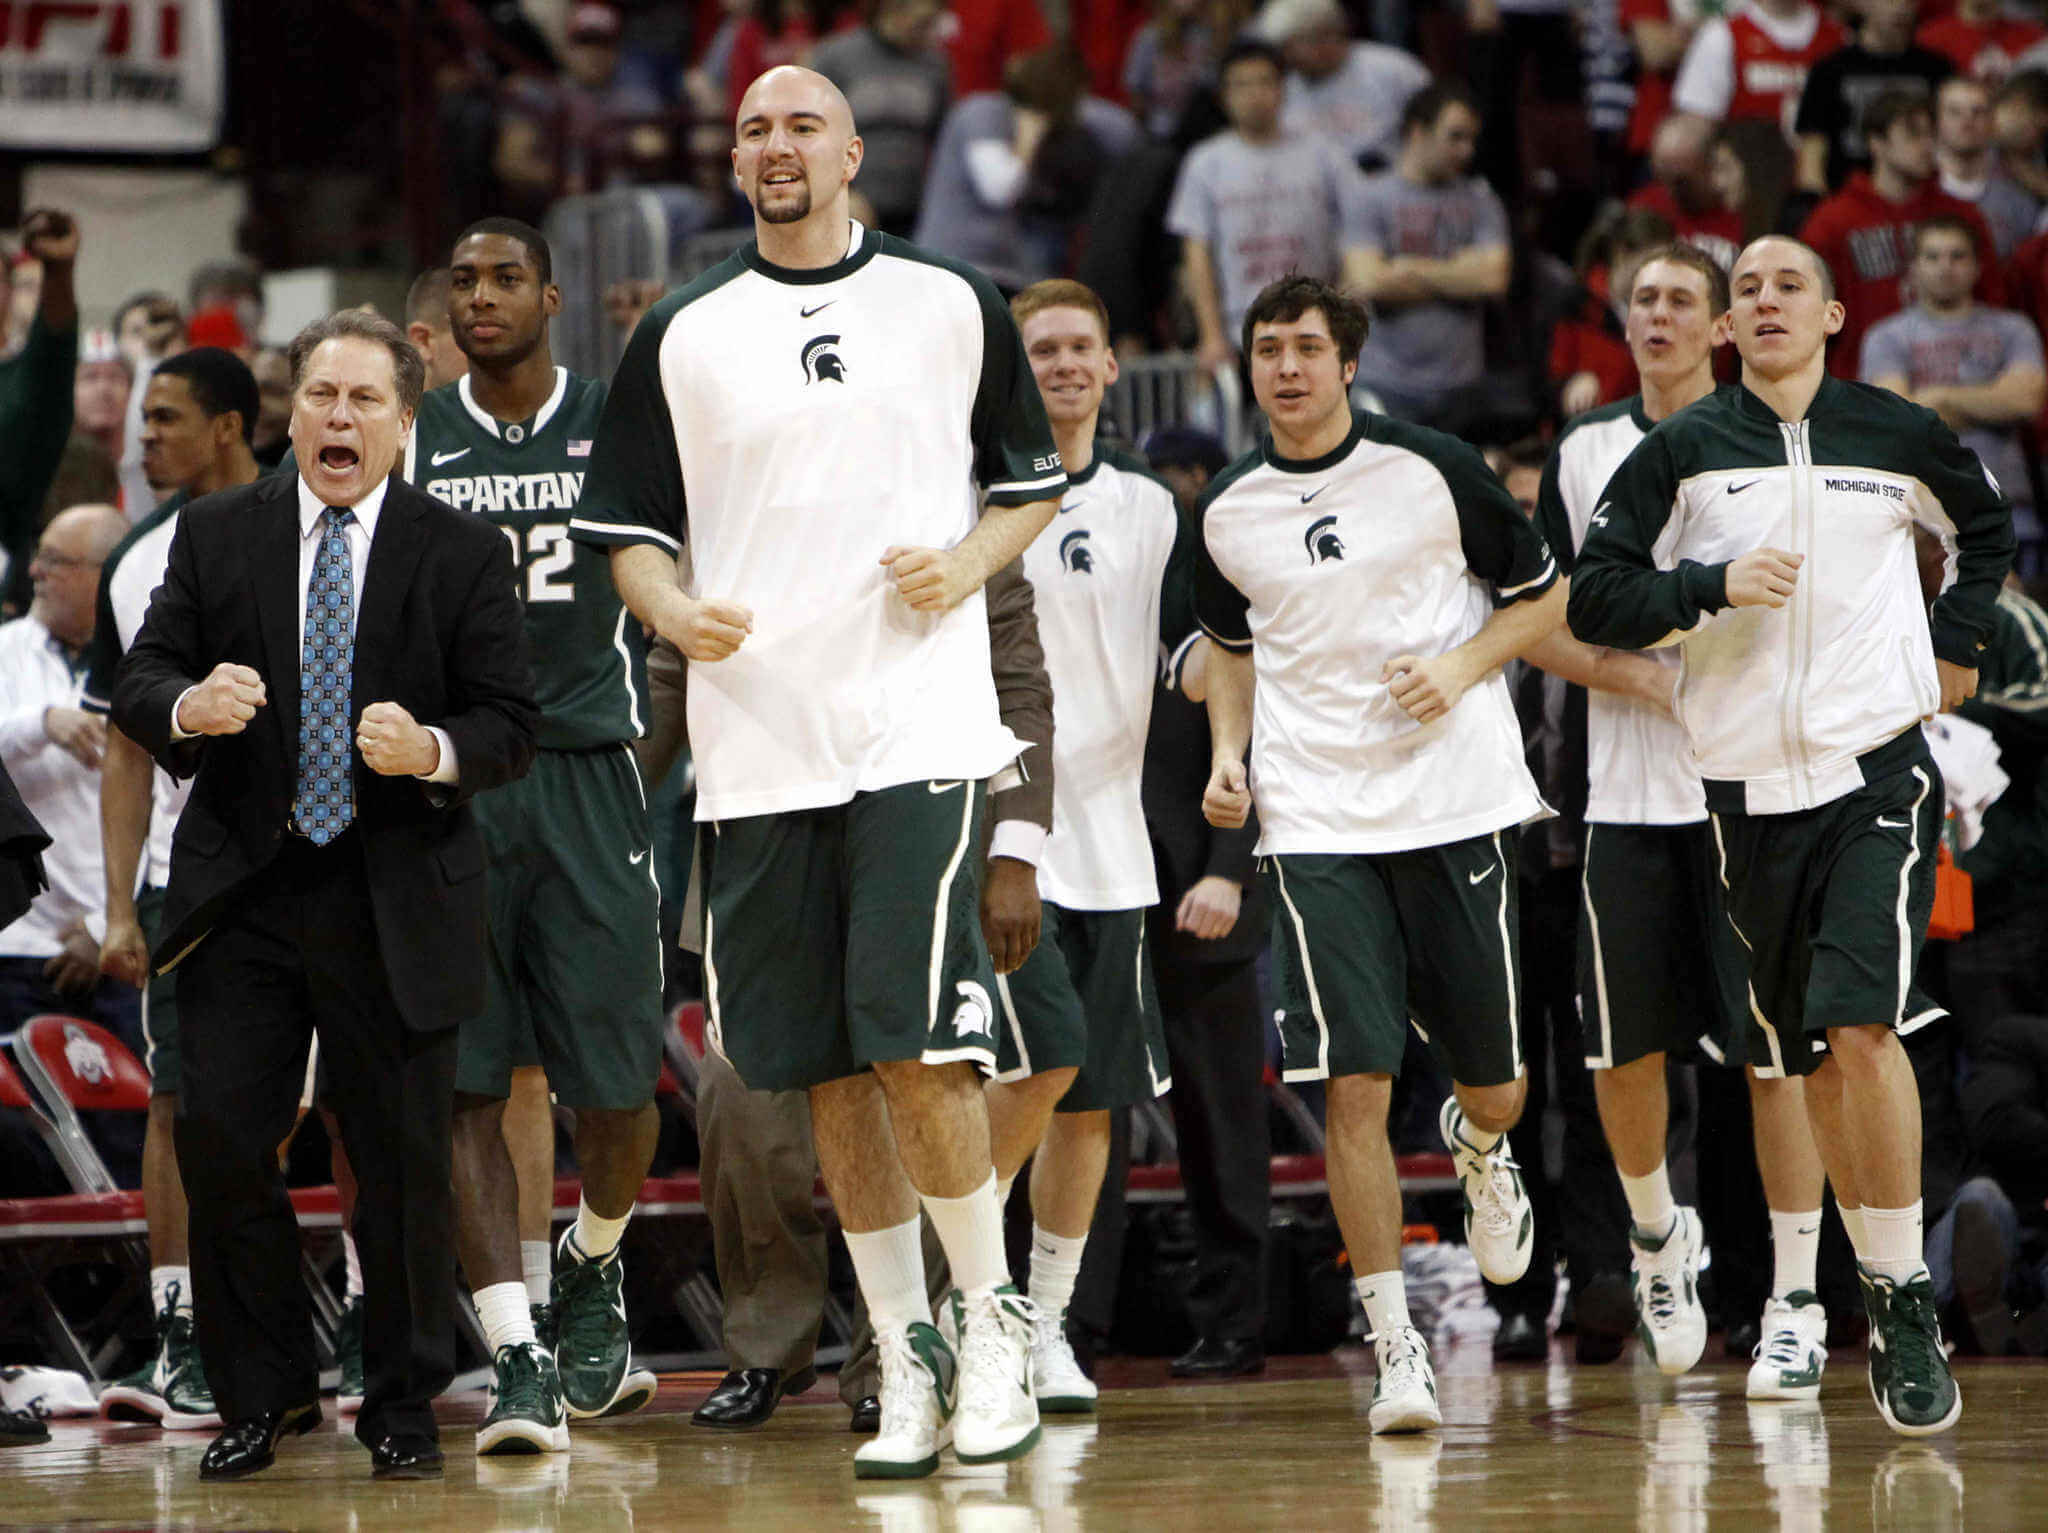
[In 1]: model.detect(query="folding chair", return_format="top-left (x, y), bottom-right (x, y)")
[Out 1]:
top-left (0, 1041), bottom-right (151, 1380)
top-left (12, 1015), bottom-right (152, 1193)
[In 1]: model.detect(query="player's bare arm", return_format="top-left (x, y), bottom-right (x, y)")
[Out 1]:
top-left (1521, 627), bottom-right (1677, 715)
top-left (609, 543), bottom-right (754, 662)
top-left (98, 724), bottom-right (156, 988)
top-left (881, 497), bottom-right (1059, 614)
top-left (1385, 577), bottom-right (1567, 724)
top-left (1201, 644), bottom-right (1256, 829)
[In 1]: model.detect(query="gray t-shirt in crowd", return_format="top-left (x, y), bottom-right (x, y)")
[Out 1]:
top-left (1350, 170), bottom-right (1511, 407)
top-left (1281, 43), bottom-right (1431, 170)
top-left (1861, 303), bottom-right (2044, 506)
top-left (811, 27), bottom-right (950, 231)
top-left (1164, 130), bottom-right (1370, 341)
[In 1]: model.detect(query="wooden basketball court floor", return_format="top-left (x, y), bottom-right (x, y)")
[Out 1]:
top-left (7, 1345), bottom-right (2045, 1530)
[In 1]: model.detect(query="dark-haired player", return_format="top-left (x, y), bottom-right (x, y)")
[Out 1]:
top-left (84, 346), bottom-right (262, 1433)
top-left (1194, 273), bottom-right (1563, 1433)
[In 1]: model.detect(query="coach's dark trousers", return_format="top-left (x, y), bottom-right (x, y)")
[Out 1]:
top-left (175, 829), bottom-right (458, 1447)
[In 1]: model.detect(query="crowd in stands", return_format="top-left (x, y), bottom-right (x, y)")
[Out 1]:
top-left (3, 0), bottom-right (2048, 1379)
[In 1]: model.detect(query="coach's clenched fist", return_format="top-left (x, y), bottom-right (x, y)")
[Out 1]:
top-left (356, 701), bottom-right (441, 777)
top-left (176, 663), bottom-right (267, 735)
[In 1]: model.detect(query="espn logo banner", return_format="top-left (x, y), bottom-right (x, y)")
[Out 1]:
top-left (0, 1), bottom-right (224, 151)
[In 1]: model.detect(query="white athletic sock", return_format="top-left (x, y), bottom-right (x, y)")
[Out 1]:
top-left (1861, 1201), bottom-right (1929, 1285)
top-left (996, 1172), bottom-right (1016, 1210)
top-left (342, 1234), bottom-right (364, 1301)
top-left (521, 1239), bottom-right (552, 1308)
top-left (1447, 1100), bottom-right (1501, 1155)
top-left (571, 1197), bottom-right (630, 1263)
top-left (1355, 1270), bottom-right (1412, 1338)
top-left (1027, 1225), bottom-right (1086, 1321)
top-left (845, 1217), bottom-right (930, 1336)
top-left (1840, 1204), bottom-right (1869, 1260)
top-left (150, 1264), bottom-right (192, 1317)
top-left (1619, 1164), bottom-right (1679, 1242)
top-left (474, 1280), bottom-right (536, 1355)
top-left (921, 1172), bottom-right (1011, 1298)
top-left (1769, 1208), bottom-right (1822, 1299)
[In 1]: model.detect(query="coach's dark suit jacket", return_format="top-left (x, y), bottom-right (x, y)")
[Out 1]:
top-left (111, 471), bottom-right (539, 1028)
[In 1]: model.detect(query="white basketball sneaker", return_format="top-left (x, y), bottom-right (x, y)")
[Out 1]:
top-left (1030, 1308), bottom-right (1097, 1414)
top-left (1747, 1291), bottom-right (1828, 1401)
top-left (952, 1285), bottom-right (1041, 1464)
top-left (1440, 1098), bottom-right (1534, 1284)
top-left (1368, 1326), bottom-right (1441, 1434)
top-left (853, 1323), bottom-right (956, 1480)
top-left (1630, 1207), bottom-right (1709, 1376)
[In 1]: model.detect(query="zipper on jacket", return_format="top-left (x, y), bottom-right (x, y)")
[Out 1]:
top-left (1778, 420), bottom-right (1815, 806)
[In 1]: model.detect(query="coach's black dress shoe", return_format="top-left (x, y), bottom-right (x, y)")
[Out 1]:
top-left (198, 1402), bottom-right (322, 1480)
top-left (1492, 1311), bottom-right (1547, 1361)
top-left (848, 1395), bottom-right (881, 1433)
top-left (368, 1431), bottom-right (444, 1479)
top-left (0, 1406), bottom-right (50, 1445)
top-left (692, 1367), bottom-right (815, 1429)
top-left (1170, 1335), bottom-right (1267, 1379)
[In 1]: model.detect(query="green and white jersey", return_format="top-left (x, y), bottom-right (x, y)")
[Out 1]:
top-left (1194, 409), bottom-right (1558, 856)
top-left (404, 367), bottom-right (644, 751)
top-left (569, 220), bottom-right (1067, 821)
top-left (1571, 378), bottom-right (2015, 815)
top-left (1021, 446), bottom-right (1187, 911)
top-left (82, 490), bottom-right (190, 885)
top-left (1538, 397), bottom-right (1706, 827)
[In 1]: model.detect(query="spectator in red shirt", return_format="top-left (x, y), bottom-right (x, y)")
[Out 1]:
top-left (1917, 0), bottom-right (2046, 84)
top-left (1622, 0), bottom-right (1709, 160)
top-left (1672, 0), bottom-right (1847, 140)
top-left (1629, 112), bottom-right (1747, 269)
top-left (1800, 87), bottom-right (2004, 375)
top-left (949, 0), bottom-right (1053, 97)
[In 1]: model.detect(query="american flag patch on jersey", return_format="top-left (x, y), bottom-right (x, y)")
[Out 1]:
top-left (568, 440), bottom-right (592, 457)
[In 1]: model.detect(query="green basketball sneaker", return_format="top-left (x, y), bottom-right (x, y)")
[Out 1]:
top-left (1861, 1267), bottom-right (1961, 1438)
top-left (334, 1295), bottom-right (365, 1413)
top-left (552, 1228), bottom-right (656, 1419)
top-left (157, 1305), bottom-right (219, 1430)
top-left (98, 1352), bottom-right (165, 1425)
top-left (477, 1341), bottom-right (570, 1455)
top-left (854, 1321), bottom-right (958, 1479)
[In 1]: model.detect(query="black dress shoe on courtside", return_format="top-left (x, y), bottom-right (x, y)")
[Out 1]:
top-left (1170, 1335), bottom-right (1267, 1379)
top-left (368, 1430), bottom-right (444, 1480)
top-left (847, 1395), bottom-right (880, 1433)
top-left (198, 1402), bottom-right (322, 1480)
top-left (1492, 1311), bottom-right (1548, 1362)
top-left (692, 1368), bottom-right (811, 1429)
top-left (1574, 1271), bottom-right (1634, 1365)
top-left (0, 1407), bottom-right (50, 1445)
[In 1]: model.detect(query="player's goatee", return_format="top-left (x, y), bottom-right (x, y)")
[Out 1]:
top-left (758, 186), bottom-right (812, 224)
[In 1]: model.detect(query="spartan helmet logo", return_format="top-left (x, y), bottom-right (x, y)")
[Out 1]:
top-left (1059, 529), bottom-right (1094, 574)
top-left (951, 980), bottom-right (995, 1040)
top-left (1304, 513), bottom-right (1344, 564)
top-left (800, 334), bottom-right (847, 384)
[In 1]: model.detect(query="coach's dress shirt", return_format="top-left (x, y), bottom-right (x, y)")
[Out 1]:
top-left (0, 614), bottom-right (121, 955)
top-left (169, 475), bottom-right (458, 782)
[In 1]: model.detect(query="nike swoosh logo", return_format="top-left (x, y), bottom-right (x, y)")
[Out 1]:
top-left (1468, 864), bottom-right (1498, 886)
top-left (800, 301), bottom-right (835, 318)
top-left (629, 849), bottom-right (648, 864)
top-left (1797, 1224), bottom-right (1819, 1236)
top-left (1875, 816), bottom-right (1909, 829)
top-left (1300, 485), bottom-right (1327, 504)
top-left (1059, 499), bottom-right (1088, 514)
top-left (1728, 479), bottom-right (1761, 495)
top-left (927, 779), bottom-right (964, 794)
top-left (430, 448), bottom-right (470, 466)
top-left (1591, 501), bottom-right (1611, 528)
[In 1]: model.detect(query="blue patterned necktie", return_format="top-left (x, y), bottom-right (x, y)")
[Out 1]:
top-left (293, 506), bottom-right (356, 843)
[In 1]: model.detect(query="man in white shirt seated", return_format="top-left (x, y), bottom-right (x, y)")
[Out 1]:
top-left (0, 502), bottom-right (139, 1169)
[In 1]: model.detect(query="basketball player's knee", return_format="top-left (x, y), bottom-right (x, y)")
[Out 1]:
top-left (1457, 1077), bottom-right (1524, 1134)
top-left (1326, 1072), bottom-right (1393, 1135)
top-left (1821, 1023), bottom-right (1896, 1077)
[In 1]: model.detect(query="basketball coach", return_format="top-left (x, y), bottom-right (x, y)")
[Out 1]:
top-left (112, 310), bottom-right (538, 1482)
